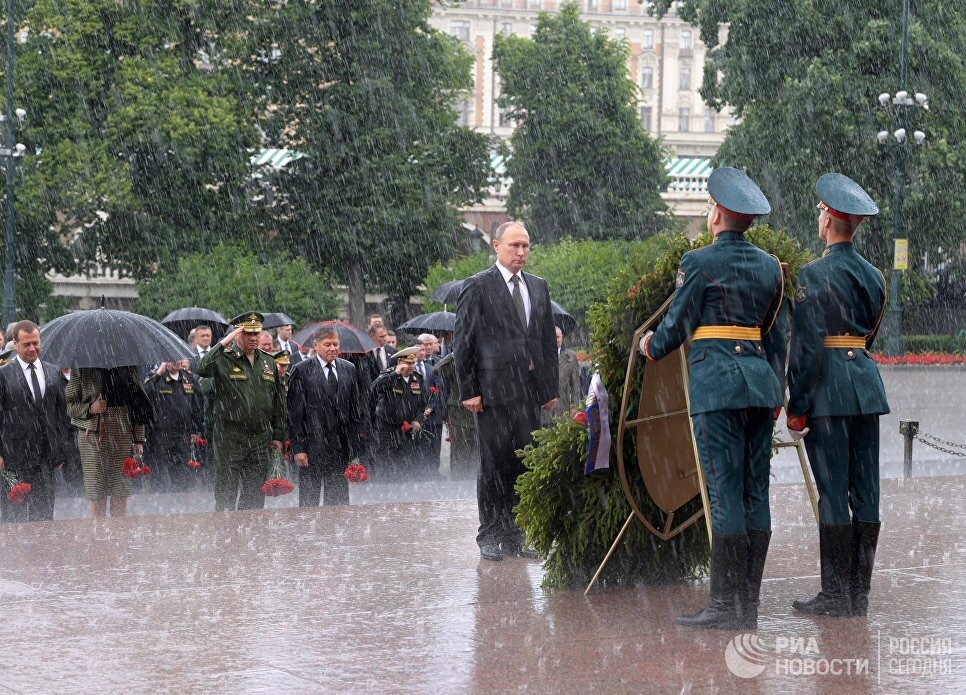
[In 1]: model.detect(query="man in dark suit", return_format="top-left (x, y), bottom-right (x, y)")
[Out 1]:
top-left (366, 323), bottom-right (395, 381)
top-left (287, 325), bottom-right (362, 506)
top-left (455, 221), bottom-right (559, 561)
top-left (275, 324), bottom-right (304, 366)
top-left (0, 320), bottom-right (70, 522)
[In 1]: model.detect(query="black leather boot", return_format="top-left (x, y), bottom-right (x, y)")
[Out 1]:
top-left (739, 529), bottom-right (771, 629)
top-left (849, 520), bottom-right (881, 617)
top-left (792, 524), bottom-right (852, 617)
top-left (677, 533), bottom-right (748, 629)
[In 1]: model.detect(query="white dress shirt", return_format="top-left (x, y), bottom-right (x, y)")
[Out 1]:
top-left (317, 357), bottom-right (339, 380)
top-left (16, 355), bottom-right (45, 399)
top-left (495, 261), bottom-right (531, 325)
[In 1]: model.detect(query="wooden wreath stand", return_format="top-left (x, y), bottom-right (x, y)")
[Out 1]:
top-left (584, 298), bottom-right (819, 595)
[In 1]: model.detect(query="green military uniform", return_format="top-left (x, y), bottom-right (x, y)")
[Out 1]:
top-left (434, 352), bottom-right (479, 480)
top-left (370, 348), bottom-right (434, 481)
top-left (643, 167), bottom-right (786, 630)
top-left (788, 173), bottom-right (889, 618)
top-left (195, 313), bottom-right (286, 511)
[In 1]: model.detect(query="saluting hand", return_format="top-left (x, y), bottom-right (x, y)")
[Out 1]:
top-left (221, 327), bottom-right (243, 346)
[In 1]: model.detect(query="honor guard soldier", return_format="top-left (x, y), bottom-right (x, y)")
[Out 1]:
top-left (369, 346), bottom-right (435, 480)
top-left (143, 360), bottom-right (203, 491)
top-left (788, 174), bottom-right (889, 618)
top-left (195, 312), bottom-right (286, 511)
top-left (640, 167), bottom-right (787, 630)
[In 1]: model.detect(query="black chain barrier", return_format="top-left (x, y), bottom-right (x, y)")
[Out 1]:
top-left (916, 432), bottom-right (966, 458)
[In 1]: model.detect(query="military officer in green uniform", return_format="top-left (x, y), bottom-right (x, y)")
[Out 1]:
top-left (787, 173), bottom-right (889, 618)
top-left (195, 312), bottom-right (286, 511)
top-left (369, 346), bottom-right (435, 481)
top-left (640, 167), bottom-right (787, 630)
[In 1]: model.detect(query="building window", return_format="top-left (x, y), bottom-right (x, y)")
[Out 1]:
top-left (586, 0), bottom-right (599, 11)
top-left (500, 22), bottom-right (513, 36)
top-left (613, 27), bottom-right (626, 39)
top-left (501, 0), bottom-right (513, 7)
top-left (680, 30), bottom-right (692, 50)
top-left (679, 65), bottom-right (691, 90)
top-left (613, 0), bottom-right (628, 9)
top-left (640, 106), bottom-right (652, 132)
top-left (678, 107), bottom-right (690, 132)
top-left (642, 29), bottom-right (654, 50)
top-left (498, 106), bottom-right (514, 128)
top-left (704, 107), bottom-right (717, 133)
top-left (640, 66), bottom-right (654, 89)
top-left (449, 21), bottom-right (470, 43)
top-left (457, 99), bottom-right (473, 127)
top-left (528, 0), bottom-right (542, 8)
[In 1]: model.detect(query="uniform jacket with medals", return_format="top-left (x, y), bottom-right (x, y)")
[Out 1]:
top-left (646, 231), bottom-right (787, 414)
top-left (195, 342), bottom-right (286, 441)
top-left (143, 370), bottom-right (203, 437)
top-left (370, 370), bottom-right (436, 448)
top-left (788, 242), bottom-right (890, 418)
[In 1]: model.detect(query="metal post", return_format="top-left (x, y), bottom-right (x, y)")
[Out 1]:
top-left (883, 0), bottom-right (911, 357)
top-left (1, 0), bottom-right (15, 326)
top-left (899, 419), bottom-right (918, 479)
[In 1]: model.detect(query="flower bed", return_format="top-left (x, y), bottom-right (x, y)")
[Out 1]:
top-left (872, 353), bottom-right (966, 366)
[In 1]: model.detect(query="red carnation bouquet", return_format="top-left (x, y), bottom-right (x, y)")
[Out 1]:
top-left (186, 436), bottom-right (204, 470)
top-left (1, 469), bottom-right (31, 505)
top-left (344, 463), bottom-right (369, 483)
top-left (261, 448), bottom-right (294, 497)
top-left (122, 453), bottom-right (151, 479)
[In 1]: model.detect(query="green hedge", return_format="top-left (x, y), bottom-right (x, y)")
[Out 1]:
top-left (514, 226), bottom-right (812, 589)
top-left (902, 335), bottom-right (966, 355)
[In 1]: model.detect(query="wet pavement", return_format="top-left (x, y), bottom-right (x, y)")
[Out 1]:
top-left (1, 475), bottom-right (963, 693)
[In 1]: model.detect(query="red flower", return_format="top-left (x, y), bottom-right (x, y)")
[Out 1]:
top-left (429, 386), bottom-right (439, 395)
top-left (627, 286), bottom-right (639, 299)
top-left (6, 481), bottom-right (31, 505)
top-left (402, 421), bottom-right (412, 432)
top-left (445, 436), bottom-right (452, 442)
top-left (122, 457), bottom-right (140, 479)
top-left (344, 463), bottom-right (369, 483)
top-left (871, 352), bottom-right (966, 366)
top-left (191, 435), bottom-right (207, 446)
top-left (136, 464), bottom-right (151, 477)
top-left (573, 411), bottom-right (588, 425)
top-left (186, 459), bottom-right (202, 469)
top-left (261, 477), bottom-right (294, 497)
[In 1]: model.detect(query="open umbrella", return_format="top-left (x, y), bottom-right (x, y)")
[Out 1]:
top-left (398, 311), bottom-right (456, 334)
top-left (551, 301), bottom-right (577, 334)
top-left (429, 279), bottom-right (465, 305)
top-left (40, 308), bottom-right (194, 368)
top-left (292, 320), bottom-right (378, 354)
top-left (160, 307), bottom-right (229, 340)
top-left (260, 312), bottom-right (297, 330)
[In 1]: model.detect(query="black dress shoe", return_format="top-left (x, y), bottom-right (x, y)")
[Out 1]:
top-left (515, 545), bottom-right (541, 560)
top-left (480, 543), bottom-right (505, 561)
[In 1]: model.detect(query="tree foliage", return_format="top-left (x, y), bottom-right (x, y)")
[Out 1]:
top-left (134, 242), bottom-right (339, 326)
top-left (658, 0), bottom-right (966, 306)
top-left (493, 1), bottom-right (669, 243)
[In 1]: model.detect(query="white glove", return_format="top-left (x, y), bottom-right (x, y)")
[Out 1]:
top-left (789, 427), bottom-right (810, 441)
top-left (638, 330), bottom-right (655, 355)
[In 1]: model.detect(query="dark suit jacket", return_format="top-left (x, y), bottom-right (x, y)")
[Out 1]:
top-left (287, 357), bottom-right (362, 460)
top-left (454, 265), bottom-right (558, 407)
top-left (0, 359), bottom-right (70, 470)
top-left (366, 345), bottom-right (396, 382)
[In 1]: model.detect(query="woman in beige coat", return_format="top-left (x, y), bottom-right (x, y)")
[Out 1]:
top-left (66, 367), bottom-right (152, 518)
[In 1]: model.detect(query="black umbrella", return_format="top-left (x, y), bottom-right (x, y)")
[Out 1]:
top-left (551, 301), bottom-right (577, 334)
top-left (398, 311), bottom-right (456, 334)
top-left (292, 320), bottom-right (378, 354)
top-left (429, 279), bottom-right (465, 305)
top-left (40, 308), bottom-right (194, 368)
top-left (260, 312), bottom-right (297, 330)
top-left (160, 307), bottom-right (229, 340)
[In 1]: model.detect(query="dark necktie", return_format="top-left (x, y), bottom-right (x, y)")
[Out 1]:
top-left (510, 274), bottom-right (527, 328)
top-left (28, 363), bottom-right (42, 404)
top-left (326, 363), bottom-right (338, 393)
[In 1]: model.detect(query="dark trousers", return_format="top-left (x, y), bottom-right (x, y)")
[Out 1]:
top-left (692, 408), bottom-right (773, 535)
top-left (449, 424), bottom-right (480, 480)
top-left (415, 423), bottom-right (443, 478)
top-left (474, 384), bottom-right (541, 547)
top-left (298, 448), bottom-right (350, 507)
top-left (1, 460), bottom-right (55, 522)
top-left (213, 424), bottom-right (271, 512)
top-left (805, 415), bottom-right (880, 525)
top-left (146, 431), bottom-right (192, 492)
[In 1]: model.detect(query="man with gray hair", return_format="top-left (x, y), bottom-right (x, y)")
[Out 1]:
top-left (455, 221), bottom-right (559, 561)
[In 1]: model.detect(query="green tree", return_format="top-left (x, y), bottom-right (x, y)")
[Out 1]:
top-left (239, 0), bottom-right (492, 326)
top-left (3, 0), bottom-right (260, 319)
top-left (422, 236), bottom-right (666, 340)
top-left (493, 1), bottom-right (669, 244)
top-left (659, 0), bottom-right (966, 305)
top-left (134, 242), bottom-right (340, 326)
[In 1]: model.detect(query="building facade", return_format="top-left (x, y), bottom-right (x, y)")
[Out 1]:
top-left (430, 0), bottom-right (728, 234)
